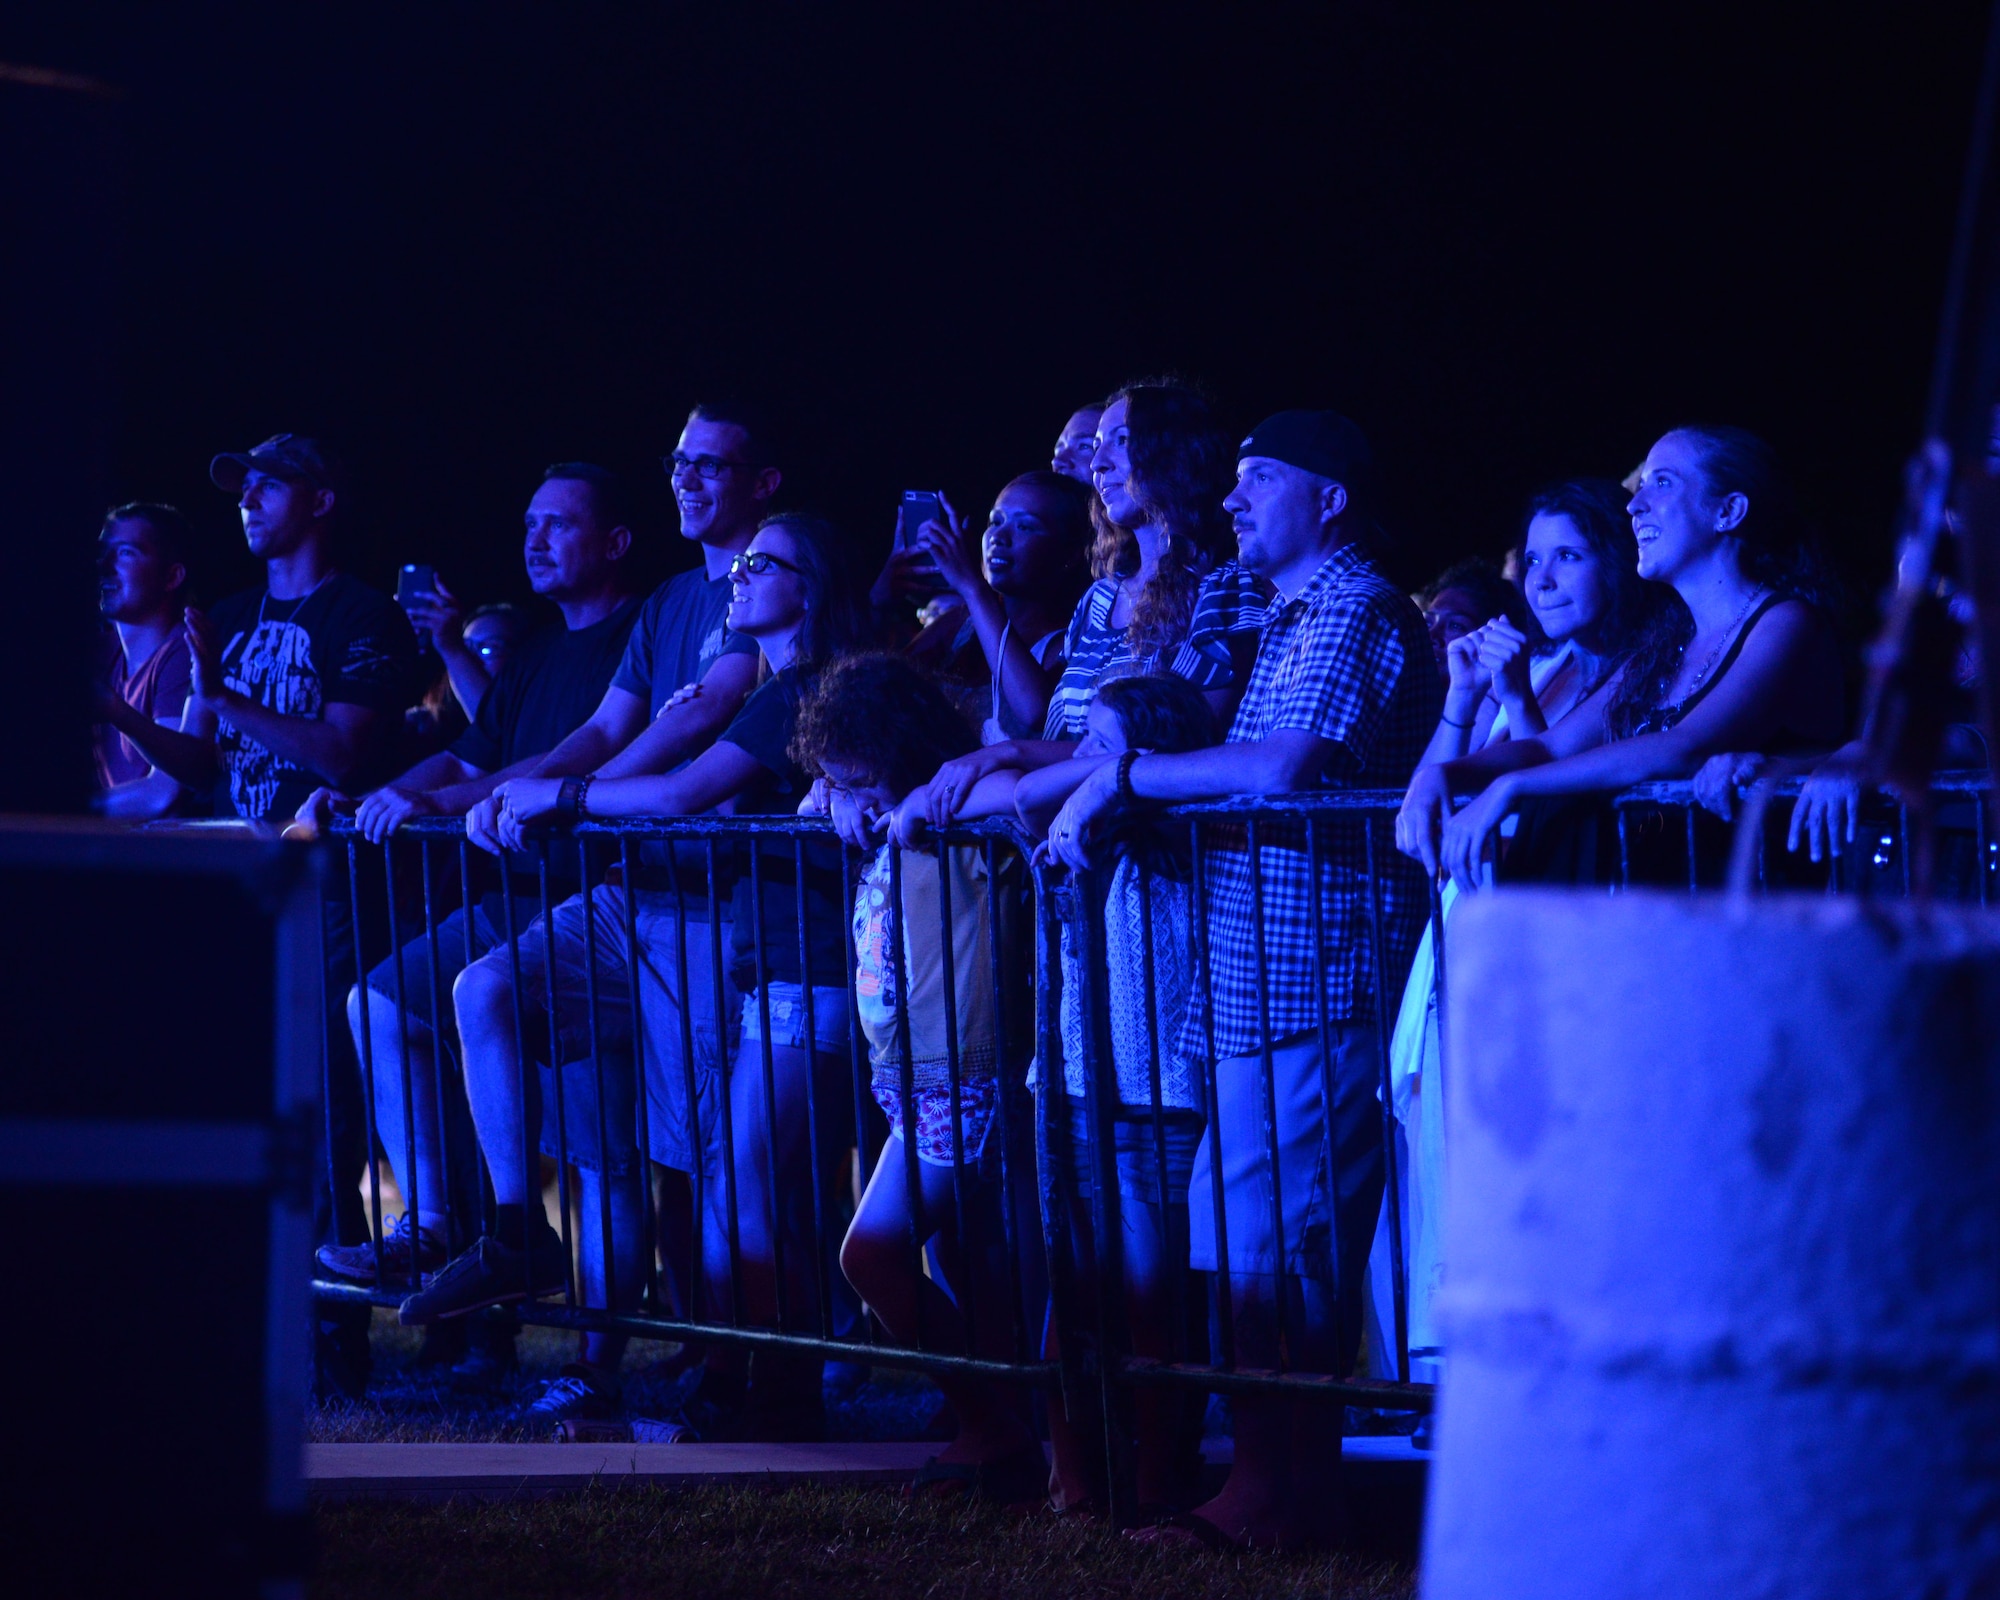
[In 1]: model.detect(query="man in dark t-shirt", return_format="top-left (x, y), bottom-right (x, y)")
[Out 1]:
top-left (308, 464), bottom-right (644, 1317)
top-left (131, 435), bottom-right (419, 820)
top-left (399, 405), bottom-right (784, 1428)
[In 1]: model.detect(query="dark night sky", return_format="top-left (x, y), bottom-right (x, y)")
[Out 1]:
top-left (5, 2), bottom-right (1991, 622)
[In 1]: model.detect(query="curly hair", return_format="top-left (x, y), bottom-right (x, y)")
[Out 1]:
top-left (1602, 425), bottom-right (1831, 740)
top-left (790, 652), bottom-right (979, 800)
top-left (1092, 378), bottom-right (1236, 659)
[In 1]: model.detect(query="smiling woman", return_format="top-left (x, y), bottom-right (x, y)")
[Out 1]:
top-left (1395, 427), bottom-right (1846, 891)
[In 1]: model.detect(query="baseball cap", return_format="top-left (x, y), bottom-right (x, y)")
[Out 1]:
top-left (209, 434), bottom-right (348, 497)
top-left (1237, 411), bottom-right (1374, 503)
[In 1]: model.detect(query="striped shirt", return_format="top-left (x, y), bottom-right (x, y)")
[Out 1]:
top-left (1041, 562), bottom-right (1272, 739)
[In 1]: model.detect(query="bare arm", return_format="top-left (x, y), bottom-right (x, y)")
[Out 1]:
top-left (590, 650), bottom-right (759, 779)
top-left (100, 690), bottom-right (218, 790)
top-left (99, 771), bottom-right (184, 820)
top-left (532, 740), bottom-right (770, 820)
top-left (1013, 755), bottom-right (1111, 836)
top-left (1042, 730), bottom-right (1339, 869)
top-left (1438, 601), bottom-right (1834, 890)
top-left (522, 685), bottom-right (652, 780)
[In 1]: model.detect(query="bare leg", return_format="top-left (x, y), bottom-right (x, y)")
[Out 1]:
top-left (840, 1134), bottom-right (1033, 1464)
top-left (452, 958), bottom-right (539, 1211)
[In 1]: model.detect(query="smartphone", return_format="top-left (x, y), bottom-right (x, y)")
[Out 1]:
top-left (396, 563), bottom-right (438, 608)
top-left (898, 491), bottom-right (944, 583)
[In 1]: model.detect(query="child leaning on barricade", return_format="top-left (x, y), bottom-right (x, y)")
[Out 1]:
top-left (792, 652), bottom-right (1046, 1503)
top-left (1013, 672), bottom-right (1220, 1515)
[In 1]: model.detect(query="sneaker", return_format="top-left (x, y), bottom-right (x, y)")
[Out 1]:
top-left (527, 1362), bottom-right (622, 1427)
top-left (316, 1214), bottom-right (450, 1289)
top-left (397, 1233), bottom-right (569, 1325)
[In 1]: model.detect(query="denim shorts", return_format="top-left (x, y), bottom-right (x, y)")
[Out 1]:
top-left (738, 983), bottom-right (854, 1055)
top-left (459, 886), bottom-right (736, 1177)
top-left (1056, 1093), bottom-right (1203, 1212)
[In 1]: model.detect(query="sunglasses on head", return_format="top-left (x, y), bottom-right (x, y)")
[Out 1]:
top-left (728, 550), bottom-right (803, 580)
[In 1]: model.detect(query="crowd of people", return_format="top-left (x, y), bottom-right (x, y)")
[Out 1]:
top-left (92, 385), bottom-right (1927, 1547)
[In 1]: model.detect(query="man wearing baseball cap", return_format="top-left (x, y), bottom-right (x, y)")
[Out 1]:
top-left (164, 434), bottom-right (420, 820)
top-left (1044, 410), bottom-right (1440, 1549)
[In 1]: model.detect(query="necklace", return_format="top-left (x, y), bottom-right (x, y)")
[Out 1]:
top-left (1678, 586), bottom-right (1767, 699)
top-left (257, 574), bottom-right (329, 627)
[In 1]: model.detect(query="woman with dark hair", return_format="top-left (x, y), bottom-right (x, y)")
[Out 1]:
top-left (1396, 426), bottom-right (1845, 890)
top-left (1415, 480), bottom-right (1662, 768)
top-left (903, 471), bottom-right (1095, 741)
top-left (1377, 477), bottom-right (1664, 1397)
top-left (493, 510), bottom-right (861, 1434)
top-left (919, 380), bottom-right (1270, 825)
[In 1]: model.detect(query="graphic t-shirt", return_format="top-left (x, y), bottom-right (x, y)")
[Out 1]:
top-left (451, 597), bottom-right (643, 774)
top-left (208, 574), bottom-right (419, 819)
top-left (719, 664), bottom-right (848, 992)
top-left (95, 627), bottom-right (194, 788)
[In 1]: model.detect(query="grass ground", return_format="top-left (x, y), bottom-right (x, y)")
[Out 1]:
top-left (308, 1312), bottom-right (1417, 1598)
top-left (313, 1481), bottom-right (1417, 1600)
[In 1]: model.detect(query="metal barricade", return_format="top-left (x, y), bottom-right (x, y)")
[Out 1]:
top-left (306, 776), bottom-right (1987, 1527)
top-left (313, 812), bottom-right (1064, 1401)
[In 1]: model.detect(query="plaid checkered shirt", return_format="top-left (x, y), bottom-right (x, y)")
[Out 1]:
top-left (1176, 542), bottom-right (1441, 1065)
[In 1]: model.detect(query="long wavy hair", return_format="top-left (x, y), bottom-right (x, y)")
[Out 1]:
top-left (1091, 378), bottom-right (1236, 659)
top-left (1603, 426), bottom-right (1830, 739)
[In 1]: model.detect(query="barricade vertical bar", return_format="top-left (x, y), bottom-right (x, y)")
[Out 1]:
top-left (887, 842), bottom-right (929, 1350)
top-left (748, 842), bottom-right (788, 1328)
top-left (1191, 818), bottom-right (1234, 1371)
top-left (1428, 877), bottom-right (1450, 1145)
top-left (460, 838), bottom-right (493, 1239)
top-left (1034, 861), bottom-right (1088, 1427)
top-left (382, 838), bottom-right (422, 1270)
top-left (1077, 862), bottom-right (1136, 1529)
top-left (1302, 818), bottom-right (1344, 1341)
top-left (982, 836), bottom-right (1028, 1361)
top-left (347, 839), bottom-right (387, 1284)
top-left (1245, 817), bottom-right (1293, 1371)
top-left (537, 852), bottom-right (576, 1304)
top-left (1617, 805), bottom-right (1632, 890)
top-left (706, 839), bottom-right (745, 1325)
top-left (1899, 802), bottom-right (1913, 896)
top-left (794, 835), bottom-right (832, 1339)
top-left (935, 830), bottom-right (977, 1356)
top-left (619, 838), bottom-right (660, 1310)
top-left (498, 854), bottom-right (538, 1300)
top-left (671, 855), bottom-right (705, 1324)
top-left (419, 840), bottom-right (454, 1265)
top-left (1135, 860), bottom-right (1182, 1363)
top-left (1685, 804), bottom-right (1699, 895)
top-left (1979, 794), bottom-right (1991, 906)
top-left (1365, 817), bottom-right (1410, 1382)
top-left (839, 843), bottom-right (879, 1346)
top-left (578, 835), bottom-right (617, 1315)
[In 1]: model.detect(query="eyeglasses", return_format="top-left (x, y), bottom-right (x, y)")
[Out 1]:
top-left (468, 637), bottom-right (507, 660)
top-left (665, 452), bottom-right (755, 482)
top-left (728, 550), bottom-right (803, 581)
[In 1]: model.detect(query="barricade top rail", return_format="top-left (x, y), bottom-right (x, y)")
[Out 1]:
top-left (311, 772), bottom-right (1993, 842)
top-left (321, 811), bottom-right (1041, 852)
